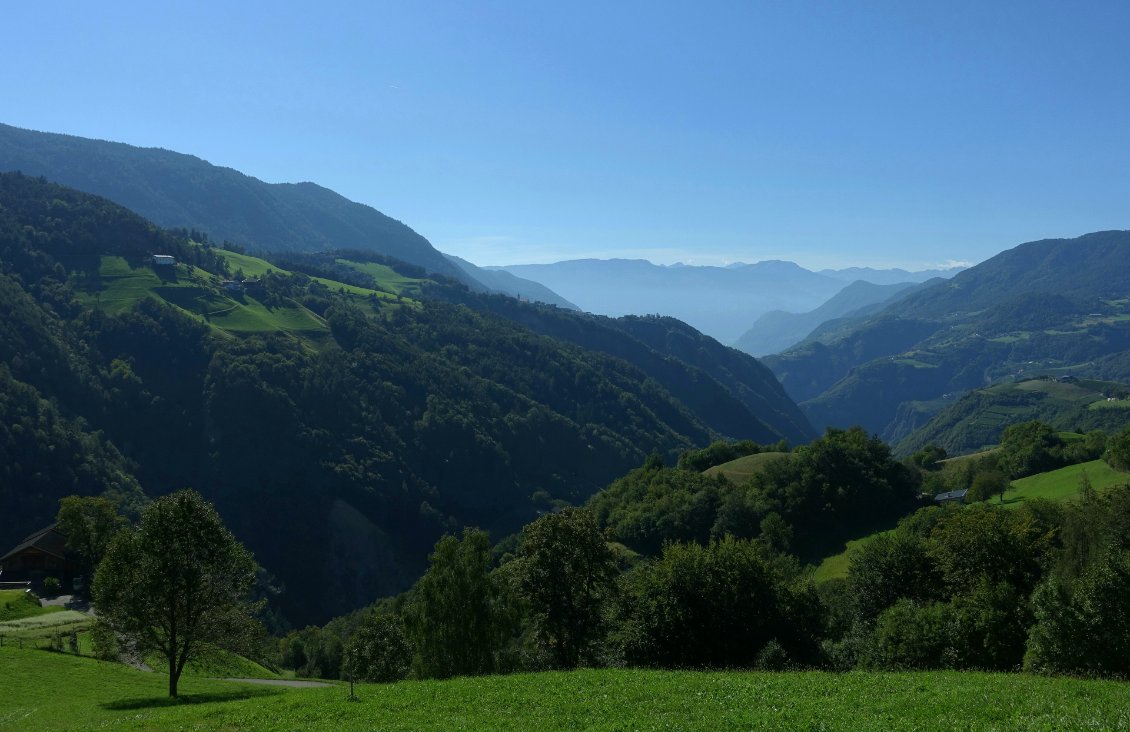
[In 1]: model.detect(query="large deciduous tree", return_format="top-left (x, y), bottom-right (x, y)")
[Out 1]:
top-left (517, 507), bottom-right (617, 668)
top-left (93, 489), bottom-right (260, 697)
top-left (405, 528), bottom-right (503, 678)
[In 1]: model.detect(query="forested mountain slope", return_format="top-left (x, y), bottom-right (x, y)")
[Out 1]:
top-left (764, 231), bottom-right (1130, 439)
top-left (892, 378), bottom-right (1130, 456)
top-left (0, 173), bottom-right (809, 624)
top-left (0, 123), bottom-right (463, 278)
top-left (0, 123), bottom-right (571, 308)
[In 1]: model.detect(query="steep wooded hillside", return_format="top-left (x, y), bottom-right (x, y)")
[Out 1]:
top-left (0, 173), bottom-right (810, 624)
top-left (0, 124), bottom-right (570, 308)
top-left (764, 231), bottom-right (1130, 439)
top-left (892, 378), bottom-right (1130, 456)
top-left (0, 123), bottom-right (464, 278)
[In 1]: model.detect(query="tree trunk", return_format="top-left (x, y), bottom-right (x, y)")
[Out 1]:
top-left (168, 650), bottom-right (179, 697)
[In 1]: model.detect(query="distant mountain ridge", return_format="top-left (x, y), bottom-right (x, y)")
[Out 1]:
top-left (763, 230), bottom-right (1130, 440)
top-left (491, 259), bottom-right (960, 344)
top-left (733, 280), bottom-right (919, 356)
top-left (0, 123), bottom-right (567, 306)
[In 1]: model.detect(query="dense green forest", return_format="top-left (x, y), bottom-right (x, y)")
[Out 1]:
top-left (0, 172), bottom-right (809, 625)
top-left (273, 421), bottom-right (1130, 682)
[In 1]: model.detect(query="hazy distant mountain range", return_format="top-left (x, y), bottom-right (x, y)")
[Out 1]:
top-left (493, 259), bottom-right (963, 344)
top-left (734, 280), bottom-right (922, 356)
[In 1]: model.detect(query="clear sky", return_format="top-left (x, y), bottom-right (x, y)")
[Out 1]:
top-left (3, 1), bottom-right (1128, 270)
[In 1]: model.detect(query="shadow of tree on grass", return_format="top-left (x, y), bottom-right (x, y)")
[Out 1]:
top-left (101, 687), bottom-right (281, 711)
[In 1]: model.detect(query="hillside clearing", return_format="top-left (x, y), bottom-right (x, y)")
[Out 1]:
top-left (1002, 458), bottom-right (1130, 508)
top-left (703, 451), bottom-right (788, 483)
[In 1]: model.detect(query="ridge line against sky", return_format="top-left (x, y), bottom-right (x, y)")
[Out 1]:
top-left (3, 1), bottom-right (1129, 270)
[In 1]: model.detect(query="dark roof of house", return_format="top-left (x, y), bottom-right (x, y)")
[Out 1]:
top-left (0, 523), bottom-right (69, 563)
top-left (934, 489), bottom-right (969, 502)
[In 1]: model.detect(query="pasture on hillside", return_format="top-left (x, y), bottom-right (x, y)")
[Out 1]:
top-left (703, 452), bottom-right (788, 483)
top-left (2, 645), bottom-right (1130, 730)
top-left (813, 458), bottom-right (1130, 581)
top-left (1002, 458), bottom-right (1130, 508)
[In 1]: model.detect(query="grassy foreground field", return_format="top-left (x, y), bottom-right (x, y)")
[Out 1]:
top-left (3, 646), bottom-right (1130, 731)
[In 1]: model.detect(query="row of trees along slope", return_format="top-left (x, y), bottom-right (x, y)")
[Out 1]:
top-left (764, 231), bottom-right (1130, 443)
top-left (0, 172), bottom-right (811, 626)
top-left (278, 429), bottom-right (1130, 682)
top-left (0, 122), bottom-right (573, 307)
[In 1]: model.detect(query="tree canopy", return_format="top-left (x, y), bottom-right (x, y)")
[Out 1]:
top-left (93, 489), bottom-right (261, 697)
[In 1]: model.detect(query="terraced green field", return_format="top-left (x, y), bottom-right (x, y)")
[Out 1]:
top-left (3, 645), bottom-right (1129, 731)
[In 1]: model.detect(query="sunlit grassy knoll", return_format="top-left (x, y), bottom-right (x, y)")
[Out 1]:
top-left (812, 530), bottom-right (894, 583)
top-left (703, 452), bottom-right (788, 483)
top-left (3, 646), bottom-right (1130, 731)
top-left (145, 648), bottom-right (281, 680)
top-left (1001, 459), bottom-right (1130, 508)
top-left (213, 249), bottom-right (278, 278)
top-left (0, 591), bottom-right (60, 622)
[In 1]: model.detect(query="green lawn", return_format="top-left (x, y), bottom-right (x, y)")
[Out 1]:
top-left (1001, 459), bottom-right (1130, 508)
top-left (703, 452), bottom-right (788, 483)
top-left (3, 646), bottom-right (1130, 730)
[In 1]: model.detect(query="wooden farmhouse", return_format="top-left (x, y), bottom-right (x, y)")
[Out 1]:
top-left (0, 524), bottom-right (80, 590)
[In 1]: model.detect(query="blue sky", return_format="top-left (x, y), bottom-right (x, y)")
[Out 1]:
top-left (3, 1), bottom-right (1128, 269)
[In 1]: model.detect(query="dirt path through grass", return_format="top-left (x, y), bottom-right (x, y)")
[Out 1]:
top-left (221, 678), bottom-right (334, 688)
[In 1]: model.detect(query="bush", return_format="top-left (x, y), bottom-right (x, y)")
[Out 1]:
top-left (345, 614), bottom-right (412, 683)
top-left (1104, 426), bottom-right (1130, 472)
top-left (42, 576), bottom-right (62, 596)
top-left (864, 600), bottom-right (955, 670)
top-left (967, 470), bottom-right (1009, 503)
top-left (1025, 549), bottom-right (1130, 677)
top-left (90, 620), bottom-right (120, 661)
